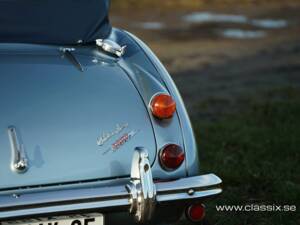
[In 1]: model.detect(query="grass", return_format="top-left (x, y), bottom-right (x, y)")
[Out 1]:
top-left (189, 86), bottom-right (300, 224)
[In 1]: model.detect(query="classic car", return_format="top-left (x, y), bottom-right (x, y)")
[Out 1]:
top-left (0, 0), bottom-right (222, 224)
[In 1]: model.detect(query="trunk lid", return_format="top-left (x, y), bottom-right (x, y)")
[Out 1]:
top-left (0, 45), bottom-right (156, 190)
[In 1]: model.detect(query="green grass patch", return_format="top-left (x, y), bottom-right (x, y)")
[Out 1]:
top-left (192, 87), bottom-right (300, 224)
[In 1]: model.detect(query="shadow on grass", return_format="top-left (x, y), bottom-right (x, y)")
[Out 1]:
top-left (189, 86), bottom-right (300, 225)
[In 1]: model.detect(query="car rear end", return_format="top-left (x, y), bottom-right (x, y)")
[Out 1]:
top-left (0, 29), bottom-right (222, 225)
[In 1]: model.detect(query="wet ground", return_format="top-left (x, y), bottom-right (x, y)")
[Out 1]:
top-left (111, 4), bottom-right (300, 119)
top-left (110, 3), bottom-right (300, 224)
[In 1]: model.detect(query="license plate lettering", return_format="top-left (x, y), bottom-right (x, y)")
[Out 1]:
top-left (70, 218), bottom-right (95, 225)
top-left (2, 214), bottom-right (103, 225)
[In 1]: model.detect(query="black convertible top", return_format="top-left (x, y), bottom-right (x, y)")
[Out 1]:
top-left (0, 0), bottom-right (111, 44)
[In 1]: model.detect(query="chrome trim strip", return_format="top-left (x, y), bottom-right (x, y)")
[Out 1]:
top-left (0, 185), bottom-right (129, 209)
top-left (59, 47), bottom-right (84, 72)
top-left (0, 175), bottom-right (221, 220)
top-left (1, 199), bottom-right (130, 220)
top-left (7, 126), bottom-right (28, 173)
top-left (156, 189), bottom-right (222, 202)
top-left (155, 174), bottom-right (222, 193)
top-left (0, 149), bottom-right (221, 222)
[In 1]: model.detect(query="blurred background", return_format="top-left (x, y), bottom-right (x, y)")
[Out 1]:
top-left (110, 1), bottom-right (300, 224)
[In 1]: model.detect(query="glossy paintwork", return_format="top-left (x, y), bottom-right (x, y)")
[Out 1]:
top-left (125, 31), bottom-right (200, 176)
top-left (0, 28), bottom-right (211, 225)
top-left (0, 44), bottom-right (157, 189)
top-left (0, 28), bottom-right (199, 192)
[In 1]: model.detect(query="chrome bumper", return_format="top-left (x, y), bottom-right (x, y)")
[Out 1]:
top-left (0, 147), bottom-right (222, 223)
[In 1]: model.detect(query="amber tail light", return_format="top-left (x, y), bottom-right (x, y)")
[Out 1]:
top-left (159, 144), bottom-right (185, 171)
top-left (150, 93), bottom-right (176, 119)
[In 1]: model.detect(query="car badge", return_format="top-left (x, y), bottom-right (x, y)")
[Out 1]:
top-left (97, 123), bottom-right (128, 146)
top-left (102, 130), bottom-right (139, 155)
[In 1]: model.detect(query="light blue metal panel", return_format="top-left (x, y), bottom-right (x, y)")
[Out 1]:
top-left (0, 46), bottom-right (156, 189)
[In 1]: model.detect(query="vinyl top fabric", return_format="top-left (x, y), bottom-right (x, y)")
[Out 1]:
top-left (0, 0), bottom-right (111, 44)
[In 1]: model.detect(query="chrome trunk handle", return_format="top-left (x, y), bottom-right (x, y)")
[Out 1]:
top-left (7, 126), bottom-right (28, 173)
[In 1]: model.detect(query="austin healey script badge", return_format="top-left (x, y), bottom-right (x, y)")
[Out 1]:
top-left (97, 123), bottom-right (139, 155)
top-left (97, 123), bottom-right (128, 146)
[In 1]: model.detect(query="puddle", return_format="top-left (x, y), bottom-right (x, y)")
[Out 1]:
top-left (135, 22), bottom-right (165, 30)
top-left (251, 19), bottom-right (288, 29)
top-left (221, 29), bottom-right (267, 39)
top-left (183, 12), bottom-right (248, 24)
top-left (183, 12), bottom-right (288, 29)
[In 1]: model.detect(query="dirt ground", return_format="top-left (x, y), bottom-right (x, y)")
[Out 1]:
top-left (111, 3), bottom-right (300, 119)
top-left (111, 2), bottom-right (300, 224)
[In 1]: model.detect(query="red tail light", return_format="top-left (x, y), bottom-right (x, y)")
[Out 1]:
top-left (186, 203), bottom-right (206, 222)
top-left (159, 144), bottom-right (185, 171)
top-left (150, 93), bottom-right (176, 119)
